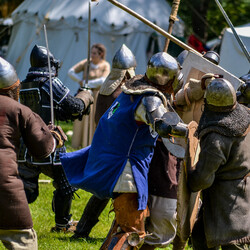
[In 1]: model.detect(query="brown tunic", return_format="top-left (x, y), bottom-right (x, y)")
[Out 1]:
top-left (148, 139), bottom-right (181, 199)
top-left (0, 95), bottom-right (55, 229)
top-left (95, 85), bottom-right (122, 124)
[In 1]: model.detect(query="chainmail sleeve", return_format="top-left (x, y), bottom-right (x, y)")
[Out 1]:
top-left (55, 94), bottom-right (86, 122)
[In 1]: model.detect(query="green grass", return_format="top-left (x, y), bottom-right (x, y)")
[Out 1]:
top-left (0, 121), bottom-right (193, 249)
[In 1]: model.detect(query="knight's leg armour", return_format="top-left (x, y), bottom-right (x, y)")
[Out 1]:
top-left (100, 193), bottom-right (149, 250)
top-left (51, 164), bottom-right (77, 229)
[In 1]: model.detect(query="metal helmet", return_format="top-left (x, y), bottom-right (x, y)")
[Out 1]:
top-left (146, 52), bottom-right (181, 92)
top-left (205, 78), bottom-right (236, 109)
top-left (239, 72), bottom-right (250, 83)
top-left (30, 45), bottom-right (60, 69)
top-left (203, 51), bottom-right (220, 65)
top-left (176, 50), bottom-right (188, 67)
top-left (112, 44), bottom-right (137, 69)
top-left (238, 72), bottom-right (250, 105)
top-left (0, 57), bottom-right (19, 89)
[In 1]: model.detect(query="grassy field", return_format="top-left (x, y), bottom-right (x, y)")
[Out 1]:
top-left (0, 121), bottom-right (192, 250)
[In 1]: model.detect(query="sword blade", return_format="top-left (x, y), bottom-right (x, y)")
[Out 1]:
top-left (215, 0), bottom-right (250, 63)
top-left (85, 1), bottom-right (91, 86)
top-left (43, 24), bottom-right (54, 125)
top-left (107, 0), bottom-right (201, 55)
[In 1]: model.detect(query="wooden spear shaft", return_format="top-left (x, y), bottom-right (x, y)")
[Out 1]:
top-left (163, 0), bottom-right (181, 52)
top-left (107, 0), bottom-right (201, 56)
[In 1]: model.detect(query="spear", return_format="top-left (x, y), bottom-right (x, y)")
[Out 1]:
top-left (107, 0), bottom-right (201, 56)
top-left (215, 0), bottom-right (250, 63)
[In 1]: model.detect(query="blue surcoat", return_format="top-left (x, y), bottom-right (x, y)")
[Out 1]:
top-left (61, 92), bottom-right (158, 210)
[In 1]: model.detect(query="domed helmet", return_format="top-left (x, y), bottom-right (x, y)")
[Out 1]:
top-left (203, 51), bottom-right (220, 65)
top-left (205, 78), bottom-right (236, 111)
top-left (30, 45), bottom-right (60, 70)
top-left (146, 52), bottom-right (181, 93)
top-left (0, 57), bottom-right (19, 90)
top-left (112, 44), bottom-right (136, 70)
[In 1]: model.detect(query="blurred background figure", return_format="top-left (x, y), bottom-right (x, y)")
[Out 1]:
top-left (68, 43), bottom-right (110, 148)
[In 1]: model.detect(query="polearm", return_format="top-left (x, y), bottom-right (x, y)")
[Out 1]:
top-left (85, 1), bottom-right (92, 86)
top-left (215, 0), bottom-right (250, 63)
top-left (163, 0), bottom-right (181, 52)
top-left (107, 0), bottom-right (201, 56)
top-left (43, 24), bottom-right (54, 125)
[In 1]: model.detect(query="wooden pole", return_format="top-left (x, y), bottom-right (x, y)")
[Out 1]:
top-left (107, 0), bottom-right (201, 56)
top-left (163, 0), bottom-right (181, 52)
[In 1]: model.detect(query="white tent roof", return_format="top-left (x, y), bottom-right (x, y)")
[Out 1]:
top-left (6, 0), bottom-right (184, 94)
top-left (219, 23), bottom-right (250, 77)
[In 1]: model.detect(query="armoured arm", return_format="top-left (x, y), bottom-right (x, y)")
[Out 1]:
top-left (57, 90), bottom-right (93, 121)
top-left (137, 95), bottom-right (187, 138)
top-left (42, 77), bottom-right (93, 122)
top-left (188, 133), bottom-right (226, 192)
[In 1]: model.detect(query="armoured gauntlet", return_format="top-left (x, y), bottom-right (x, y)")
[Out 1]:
top-left (75, 88), bottom-right (94, 115)
top-left (143, 95), bottom-right (188, 138)
top-left (154, 113), bottom-right (188, 138)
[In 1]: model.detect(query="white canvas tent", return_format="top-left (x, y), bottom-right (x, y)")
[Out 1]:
top-left (6, 0), bottom-right (184, 94)
top-left (219, 23), bottom-right (250, 78)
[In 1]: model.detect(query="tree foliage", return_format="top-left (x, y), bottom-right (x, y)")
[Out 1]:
top-left (166, 0), bottom-right (250, 41)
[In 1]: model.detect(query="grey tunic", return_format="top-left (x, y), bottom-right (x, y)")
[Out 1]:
top-left (188, 129), bottom-right (250, 248)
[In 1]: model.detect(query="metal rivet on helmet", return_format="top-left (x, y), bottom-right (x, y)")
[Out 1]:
top-left (0, 57), bottom-right (19, 89)
top-left (205, 78), bottom-right (236, 108)
top-left (112, 44), bottom-right (137, 70)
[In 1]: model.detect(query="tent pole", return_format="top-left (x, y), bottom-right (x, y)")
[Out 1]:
top-left (107, 0), bottom-right (201, 56)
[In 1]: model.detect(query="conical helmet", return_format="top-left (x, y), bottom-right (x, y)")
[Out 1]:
top-left (0, 57), bottom-right (19, 89)
top-left (112, 44), bottom-right (136, 69)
